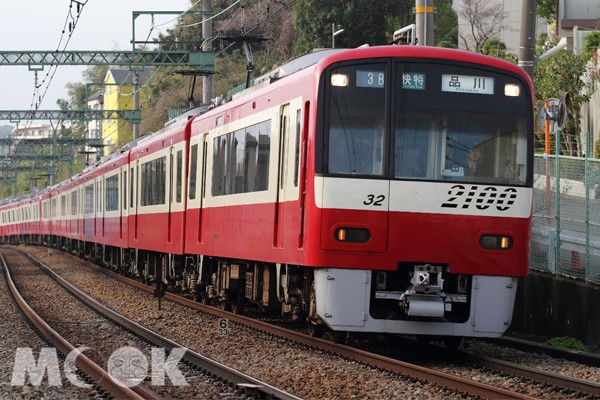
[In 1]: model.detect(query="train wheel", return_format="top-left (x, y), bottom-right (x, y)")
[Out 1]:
top-left (307, 321), bottom-right (324, 338)
top-left (330, 330), bottom-right (346, 344)
top-left (220, 300), bottom-right (231, 312)
top-left (200, 292), bottom-right (209, 305)
top-left (444, 337), bottom-right (462, 350)
top-left (231, 292), bottom-right (245, 315)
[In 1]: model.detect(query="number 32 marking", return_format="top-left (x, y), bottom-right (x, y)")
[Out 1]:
top-left (364, 194), bottom-right (385, 206)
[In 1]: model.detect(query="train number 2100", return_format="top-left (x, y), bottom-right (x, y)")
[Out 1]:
top-left (441, 185), bottom-right (517, 211)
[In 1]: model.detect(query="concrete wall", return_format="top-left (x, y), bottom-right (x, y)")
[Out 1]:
top-left (510, 270), bottom-right (600, 346)
top-left (454, 0), bottom-right (547, 54)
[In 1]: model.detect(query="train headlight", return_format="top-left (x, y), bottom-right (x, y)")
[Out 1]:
top-left (331, 74), bottom-right (349, 87)
top-left (480, 234), bottom-right (513, 250)
top-left (334, 227), bottom-right (371, 243)
top-left (504, 84), bottom-right (520, 97)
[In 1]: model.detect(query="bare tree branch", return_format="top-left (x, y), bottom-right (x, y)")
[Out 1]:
top-left (459, 0), bottom-right (508, 52)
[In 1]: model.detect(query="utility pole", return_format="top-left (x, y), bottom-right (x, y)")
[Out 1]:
top-left (415, 0), bottom-right (434, 46)
top-left (202, 0), bottom-right (214, 104)
top-left (518, 0), bottom-right (537, 78)
top-left (133, 71), bottom-right (140, 140)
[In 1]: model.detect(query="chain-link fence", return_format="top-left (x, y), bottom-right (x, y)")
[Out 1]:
top-left (531, 138), bottom-right (600, 284)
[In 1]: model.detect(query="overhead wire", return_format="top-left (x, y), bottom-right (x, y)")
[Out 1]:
top-left (24, 0), bottom-right (89, 132)
top-left (140, 0), bottom-right (296, 110)
top-left (102, 0), bottom-right (297, 139)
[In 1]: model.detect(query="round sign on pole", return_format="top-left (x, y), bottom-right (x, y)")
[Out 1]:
top-left (537, 98), bottom-right (560, 132)
top-left (557, 92), bottom-right (570, 129)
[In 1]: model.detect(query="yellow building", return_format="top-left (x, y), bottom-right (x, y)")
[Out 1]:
top-left (101, 68), bottom-right (151, 155)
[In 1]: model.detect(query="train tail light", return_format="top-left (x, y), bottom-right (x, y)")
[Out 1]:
top-left (480, 234), bottom-right (513, 250)
top-left (334, 227), bottom-right (371, 243)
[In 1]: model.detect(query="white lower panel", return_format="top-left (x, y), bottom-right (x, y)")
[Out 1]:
top-left (314, 269), bottom-right (518, 337)
top-left (315, 268), bottom-right (369, 327)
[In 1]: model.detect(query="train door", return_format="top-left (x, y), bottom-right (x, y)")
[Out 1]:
top-left (274, 104), bottom-right (291, 248)
top-left (120, 167), bottom-right (127, 240)
top-left (134, 160), bottom-right (139, 241)
top-left (274, 104), bottom-right (305, 250)
top-left (200, 134), bottom-right (209, 241)
top-left (167, 146), bottom-right (175, 243)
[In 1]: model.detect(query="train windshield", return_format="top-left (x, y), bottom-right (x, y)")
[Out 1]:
top-left (323, 60), bottom-right (531, 186)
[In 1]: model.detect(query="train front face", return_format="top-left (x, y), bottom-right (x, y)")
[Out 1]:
top-left (312, 51), bottom-right (533, 337)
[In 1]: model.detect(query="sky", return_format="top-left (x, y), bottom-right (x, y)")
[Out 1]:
top-left (0, 0), bottom-right (193, 116)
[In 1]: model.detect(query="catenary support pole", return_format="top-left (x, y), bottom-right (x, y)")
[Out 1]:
top-left (202, 0), bottom-right (214, 104)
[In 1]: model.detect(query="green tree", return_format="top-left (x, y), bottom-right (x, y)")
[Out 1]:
top-left (480, 38), bottom-right (517, 63)
top-left (537, 0), bottom-right (557, 23)
top-left (534, 37), bottom-right (591, 156)
top-left (434, 0), bottom-right (458, 47)
top-left (584, 32), bottom-right (600, 58)
top-left (293, 0), bottom-right (414, 52)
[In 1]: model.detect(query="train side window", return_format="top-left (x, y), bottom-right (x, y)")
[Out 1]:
top-left (294, 109), bottom-right (301, 187)
top-left (130, 167), bottom-right (134, 209)
top-left (122, 170), bottom-right (127, 210)
top-left (212, 120), bottom-right (271, 196)
top-left (96, 181), bottom-right (103, 213)
top-left (189, 144), bottom-right (198, 200)
top-left (85, 185), bottom-right (94, 214)
top-left (61, 195), bottom-right (66, 217)
top-left (141, 157), bottom-right (167, 206)
top-left (71, 191), bottom-right (77, 216)
top-left (176, 149), bottom-right (183, 203)
top-left (105, 175), bottom-right (119, 212)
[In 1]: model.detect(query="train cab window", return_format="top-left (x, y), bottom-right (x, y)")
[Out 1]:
top-left (326, 63), bottom-right (386, 176)
top-left (393, 63), bottom-right (530, 186)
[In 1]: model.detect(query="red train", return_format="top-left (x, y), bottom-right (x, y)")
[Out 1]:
top-left (0, 45), bottom-right (534, 342)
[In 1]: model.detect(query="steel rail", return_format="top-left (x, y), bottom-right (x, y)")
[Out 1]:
top-left (0, 251), bottom-right (155, 400)
top-left (490, 336), bottom-right (600, 367)
top-left (16, 248), bottom-right (301, 400)
top-left (456, 350), bottom-right (600, 397)
top-left (59, 251), bottom-right (537, 400)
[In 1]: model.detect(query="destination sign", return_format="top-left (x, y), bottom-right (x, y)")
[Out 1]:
top-left (441, 74), bottom-right (494, 95)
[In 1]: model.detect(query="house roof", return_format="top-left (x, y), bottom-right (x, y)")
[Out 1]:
top-left (87, 90), bottom-right (103, 102)
top-left (106, 68), bottom-right (152, 85)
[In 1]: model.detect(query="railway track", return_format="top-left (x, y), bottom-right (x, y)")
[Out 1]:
top-left (426, 342), bottom-right (600, 398)
top-left (1, 247), bottom-right (299, 400)
top-left (15, 246), bottom-right (600, 399)
top-left (1, 251), bottom-right (154, 399)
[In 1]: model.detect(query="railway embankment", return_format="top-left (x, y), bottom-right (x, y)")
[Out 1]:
top-left (511, 270), bottom-right (600, 347)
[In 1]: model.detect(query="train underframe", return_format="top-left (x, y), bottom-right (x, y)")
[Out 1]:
top-left (2, 234), bottom-right (517, 344)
